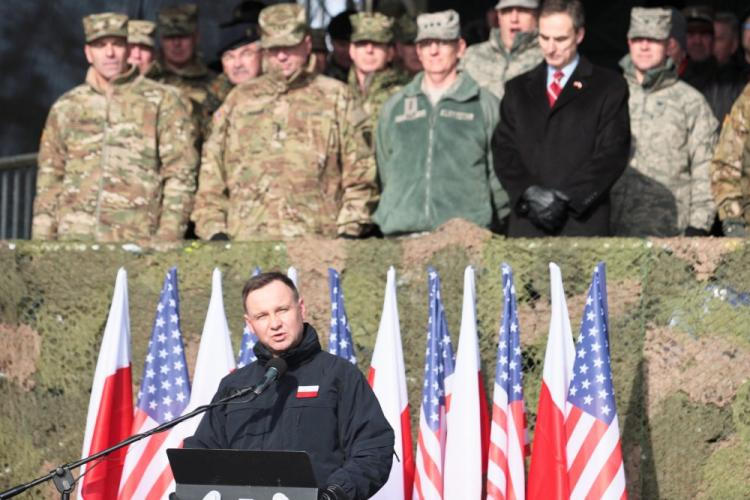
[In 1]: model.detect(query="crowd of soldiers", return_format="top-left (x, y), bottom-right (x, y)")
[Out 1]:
top-left (31, 0), bottom-right (750, 243)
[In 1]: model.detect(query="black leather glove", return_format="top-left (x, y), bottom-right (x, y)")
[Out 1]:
top-left (684, 226), bottom-right (709, 237)
top-left (209, 232), bottom-right (230, 241)
top-left (318, 484), bottom-right (349, 500)
top-left (722, 218), bottom-right (747, 237)
top-left (521, 185), bottom-right (569, 232)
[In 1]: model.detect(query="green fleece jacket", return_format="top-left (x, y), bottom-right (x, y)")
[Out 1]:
top-left (373, 72), bottom-right (508, 235)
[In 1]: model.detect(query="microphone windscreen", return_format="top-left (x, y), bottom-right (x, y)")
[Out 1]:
top-left (267, 357), bottom-right (288, 378)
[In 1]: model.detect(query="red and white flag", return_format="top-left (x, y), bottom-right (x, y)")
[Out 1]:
top-left (527, 263), bottom-right (576, 500)
top-left (443, 266), bottom-right (490, 500)
top-left (172, 268), bottom-right (237, 444)
top-left (368, 266), bottom-right (415, 500)
top-left (118, 268), bottom-right (190, 500)
top-left (78, 268), bottom-right (134, 500)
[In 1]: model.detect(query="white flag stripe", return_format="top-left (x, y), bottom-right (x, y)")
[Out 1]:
top-left (369, 266), bottom-right (410, 500)
top-left (569, 419), bottom-right (623, 500)
top-left (490, 420), bottom-right (508, 449)
top-left (170, 268), bottom-right (236, 447)
top-left (298, 385), bottom-right (319, 392)
top-left (486, 460), bottom-right (507, 492)
top-left (443, 266), bottom-right (483, 499)
top-left (417, 412), bottom-right (442, 464)
top-left (493, 383), bottom-right (509, 407)
top-left (566, 411), bottom-right (596, 466)
top-left (601, 462), bottom-right (627, 500)
top-left (545, 263), bottom-right (576, 414)
top-left (507, 410), bottom-right (526, 499)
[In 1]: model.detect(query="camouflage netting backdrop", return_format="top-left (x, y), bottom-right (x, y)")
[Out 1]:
top-left (1, 220), bottom-right (749, 499)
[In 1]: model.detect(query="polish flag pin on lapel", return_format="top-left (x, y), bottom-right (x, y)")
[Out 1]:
top-left (297, 385), bottom-right (319, 398)
top-left (573, 80), bottom-right (583, 89)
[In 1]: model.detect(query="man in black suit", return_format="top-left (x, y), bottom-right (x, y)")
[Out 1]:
top-left (492, 0), bottom-right (630, 237)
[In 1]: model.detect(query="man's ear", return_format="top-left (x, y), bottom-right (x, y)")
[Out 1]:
top-left (84, 44), bottom-right (94, 64)
top-left (298, 297), bottom-right (306, 321)
top-left (576, 26), bottom-right (586, 45)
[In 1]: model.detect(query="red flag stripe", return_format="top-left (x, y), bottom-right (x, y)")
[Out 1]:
top-left (118, 411), bottom-right (169, 498)
top-left (145, 459), bottom-right (177, 500)
top-left (412, 468), bottom-right (425, 500)
top-left (527, 382), bottom-right (570, 500)
top-left (81, 365), bottom-right (133, 500)
top-left (492, 403), bottom-right (508, 429)
top-left (582, 440), bottom-right (625, 500)
top-left (416, 429), bottom-right (443, 494)
top-left (487, 480), bottom-right (507, 500)
top-left (567, 418), bottom-right (609, 490)
top-left (401, 406), bottom-right (415, 500)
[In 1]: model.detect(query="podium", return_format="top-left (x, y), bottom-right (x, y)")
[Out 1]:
top-left (167, 449), bottom-right (319, 500)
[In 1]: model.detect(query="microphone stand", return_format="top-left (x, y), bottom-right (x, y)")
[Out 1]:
top-left (0, 383), bottom-right (266, 499)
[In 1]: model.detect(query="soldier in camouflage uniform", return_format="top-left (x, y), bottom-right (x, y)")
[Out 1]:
top-left (191, 4), bottom-right (377, 240)
top-left (460, 0), bottom-right (543, 100)
top-left (711, 83), bottom-right (750, 236)
top-left (127, 20), bottom-right (157, 74)
top-left (155, 4), bottom-right (217, 135)
top-left (206, 1), bottom-right (265, 114)
top-left (347, 12), bottom-right (411, 135)
top-left (393, 14), bottom-right (422, 76)
top-left (32, 13), bottom-right (199, 242)
top-left (611, 7), bottom-right (718, 236)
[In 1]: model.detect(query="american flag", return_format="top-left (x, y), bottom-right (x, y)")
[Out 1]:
top-left (413, 267), bottom-right (455, 500)
top-left (327, 268), bottom-right (356, 364)
top-left (565, 263), bottom-right (626, 499)
top-left (487, 264), bottom-right (528, 500)
top-left (118, 267), bottom-right (191, 499)
top-left (237, 266), bottom-right (261, 368)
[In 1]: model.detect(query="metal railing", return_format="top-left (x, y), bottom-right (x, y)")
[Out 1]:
top-left (0, 153), bottom-right (37, 240)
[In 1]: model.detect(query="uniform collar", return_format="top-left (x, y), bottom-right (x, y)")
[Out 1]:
top-left (253, 323), bottom-right (322, 369)
top-left (85, 64), bottom-right (139, 94)
top-left (619, 54), bottom-right (678, 91)
top-left (490, 28), bottom-right (539, 56)
top-left (404, 71), bottom-right (480, 102)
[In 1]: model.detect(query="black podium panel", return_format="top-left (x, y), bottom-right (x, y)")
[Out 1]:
top-left (167, 448), bottom-right (318, 500)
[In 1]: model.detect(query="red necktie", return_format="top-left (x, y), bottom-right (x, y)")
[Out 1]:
top-left (547, 70), bottom-right (564, 107)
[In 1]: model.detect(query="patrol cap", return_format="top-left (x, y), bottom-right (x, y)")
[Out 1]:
top-left (350, 12), bottom-right (394, 44)
top-left (310, 28), bottom-right (328, 52)
top-left (415, 10), bottom-right (461, 42)
top-left (158, 4), bottom-right (198, 37)
top-left (394, 14), bottom-right (418, 43)
top-left (127, 19), bottom-right (157, 47)
top-left (259, 3), bottom-right (308, 49)
top-left (495, 0), bottom-right (539, 10)
top-left (82, 12), bottom-right (129, 43)
top-left (628, 7), bottom-right (671, 40)
top-left (683, 5), bottom-right (714, 34)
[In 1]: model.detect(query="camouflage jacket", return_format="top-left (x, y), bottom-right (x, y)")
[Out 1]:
top-left (206, 72), bottom-right (234, 114)
top-left (710, 82), bottom-right (750, 224)
top-left (347, 67), bottom-right (411, 138)
top-left (33, 66), bottom-right (199, 242)
top-left (460, 29), bottom-right (543, 101)
top-left (611, 56), bottom-right (718, 236)
top-left (152, 57), bottom-right (218, 136)
top-left (192, 65), bottom-right (377, 240)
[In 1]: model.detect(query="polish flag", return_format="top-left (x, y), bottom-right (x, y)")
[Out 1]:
top-left (165, 268), bottom-right (236, 458)
top-left (78, 268), bottom-right (134, 500)
top-left (368, 266), bottom-right (415, 500)
top-left (527, 263), bottom-right (576, 500)
top-left (444, 266), bottom-right (490, 500)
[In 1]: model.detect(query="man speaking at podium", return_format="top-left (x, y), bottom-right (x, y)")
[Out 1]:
top-left (184, 272), bottom-right (394, 500)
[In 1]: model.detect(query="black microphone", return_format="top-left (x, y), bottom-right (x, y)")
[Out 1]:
top-left (252, 357), bottom-right (288, 396)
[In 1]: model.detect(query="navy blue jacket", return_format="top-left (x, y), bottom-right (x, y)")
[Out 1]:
top-left (184, 324), bottom-right (394, 500)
